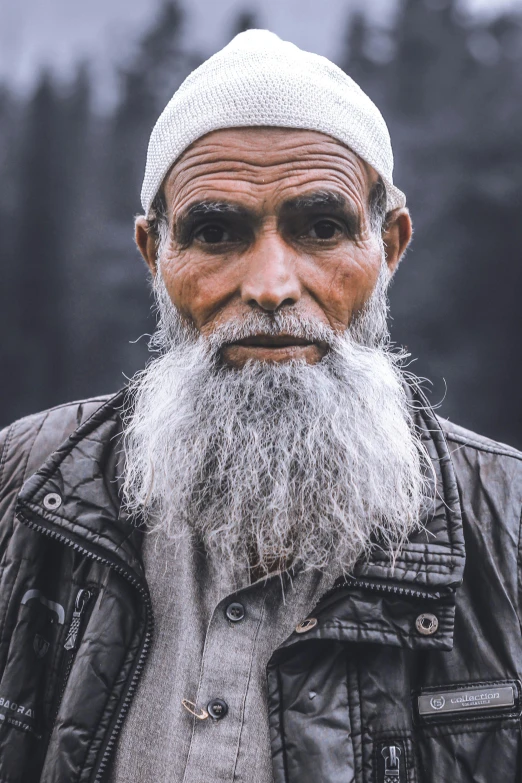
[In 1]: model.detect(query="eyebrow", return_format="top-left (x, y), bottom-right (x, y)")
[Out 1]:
top-left (173, 190), bottom-right (362, 245)
top-left (174, 200), bottom-right (257, 245)
top-left (281, 190), bottom-right (348, 213)
top-left (279, 190), bottom-right (362, 236)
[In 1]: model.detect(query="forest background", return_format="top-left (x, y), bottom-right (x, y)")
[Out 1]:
top-left (1, 0), bottom-right (521, 447)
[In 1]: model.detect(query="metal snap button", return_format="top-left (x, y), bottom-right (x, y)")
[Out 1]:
top-left (43, 493), bottom-right (62, 511)
top-left (207, 698), bottom-right (228, 721)
top-left (415, 613), bottom-right (439, 636)
top-left (295, 617), bottom-right (318, 634)
top-left (225, 602), bottom-right (245, 623)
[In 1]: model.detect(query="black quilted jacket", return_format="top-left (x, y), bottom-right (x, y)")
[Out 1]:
top-left (1, 389), bottom-right (522, 783)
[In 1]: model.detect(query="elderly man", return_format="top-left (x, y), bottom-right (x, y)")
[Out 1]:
top-left (0, 29), bottom-right (521, 783)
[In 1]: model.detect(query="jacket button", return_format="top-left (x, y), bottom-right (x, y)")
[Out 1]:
top-left (207, 698), bottom-right (228, 720)
top-left (415, 613), bottom-right (439, 636)
top-left (295, 617), bottom-right (318, 634)
top-left (43, 492), bottom-right (62, 510)
top-left (225, 602), bottom-right (245, 622)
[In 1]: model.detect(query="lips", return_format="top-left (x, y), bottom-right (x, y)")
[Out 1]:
top-left (231, 335), bottom-right (313, 348)
top-left (220, 332), bottom-right (328, 366)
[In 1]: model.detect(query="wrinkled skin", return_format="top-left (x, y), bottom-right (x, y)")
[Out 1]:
top-left (135, 128), bottom-right (412, 367)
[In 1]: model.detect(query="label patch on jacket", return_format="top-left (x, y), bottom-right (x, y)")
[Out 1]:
top-left (0, 695), bottom-right (40, 737)
top-left (418, 684), bottom-right (515, 717)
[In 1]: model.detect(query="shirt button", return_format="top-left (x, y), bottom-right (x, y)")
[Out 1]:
top-left (207, 698), bottom-right (228, 720)
top-left (225, 602), bottom-right (245, 622)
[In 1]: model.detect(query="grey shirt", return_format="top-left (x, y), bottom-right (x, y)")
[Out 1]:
top-left (110, 531), bottom-right (337, 783)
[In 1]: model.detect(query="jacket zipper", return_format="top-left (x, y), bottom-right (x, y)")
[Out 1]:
top-left (320, 576), bottom-right (443, 603)
top-left (52, 587), bottom-right (95, 726)
top-left (64, 588), bottom-right (93, 651)
top-left (17, 511), bottom-right (153, 783)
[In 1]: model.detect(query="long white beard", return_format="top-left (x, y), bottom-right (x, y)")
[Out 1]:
top-left (122, 265), bottom-right (429, 575)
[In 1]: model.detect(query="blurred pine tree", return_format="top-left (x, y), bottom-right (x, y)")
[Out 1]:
top-left (10, 74), bottom-right (68, 412)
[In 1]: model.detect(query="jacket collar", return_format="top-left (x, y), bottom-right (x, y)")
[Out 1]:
top-left (16, 385), bottom-right (465, 595)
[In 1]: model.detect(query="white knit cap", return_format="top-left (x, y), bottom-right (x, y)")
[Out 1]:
top-left (141, 30), bottom-right (406, 214)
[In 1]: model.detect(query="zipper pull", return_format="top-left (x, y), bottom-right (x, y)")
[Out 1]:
top-left (381, 745), bottom-right (401, 782)
top-left (64, 589), bottom-right (92, 651)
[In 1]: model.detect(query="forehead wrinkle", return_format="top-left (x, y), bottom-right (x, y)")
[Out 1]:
top-left (169, 178), bottom-right (267, 219)
top-left (168, 132), bottom-right (370, 188)
top-left (172, 162), bottom-right (368, 198)
top-left (271, 172), bottom-right (368, 219)
top-left (167, 145), bottom-right (371, 219)
top-left (175, 127), bottom-right (367, 163)
top-left (172, 151), bottom-right (369, 182)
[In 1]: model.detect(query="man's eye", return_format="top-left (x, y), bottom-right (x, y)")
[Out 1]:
top-left (195, 224), bottom-right (231, 244)
top-left (306, 220), bottom-right (340, 240)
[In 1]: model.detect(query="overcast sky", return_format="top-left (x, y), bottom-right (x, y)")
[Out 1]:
top-left (1, 0), bottom-right (521, 107)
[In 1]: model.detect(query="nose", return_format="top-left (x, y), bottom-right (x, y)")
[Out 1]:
top-left (240, 233), bottom-right (301, 312)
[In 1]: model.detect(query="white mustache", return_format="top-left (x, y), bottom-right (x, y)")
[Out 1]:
top-left (207, 311), bottom-right (338, 353)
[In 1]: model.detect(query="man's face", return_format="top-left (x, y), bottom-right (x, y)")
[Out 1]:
top-left (127, 131), bottom-right (423, 569)
top-left (136, 128), bottom-right (411, 368)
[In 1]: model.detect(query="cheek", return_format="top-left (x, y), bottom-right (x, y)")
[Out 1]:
top-left (160, 250), bottom-right (240, 326)
top-left (305, 248), bottom-right (382, 328)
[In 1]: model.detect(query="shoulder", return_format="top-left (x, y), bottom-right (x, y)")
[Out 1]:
top-left (438, 417), bottom-right (522, 462)
top-left (0, 395), bottom-right (114, 494)
top-left (437, 416), bottom-right (522, 544)
top-left (437, 419), bottom-right (522, 621)
top-left (0, 393), bottom-right (123, 562)
top-left (437, 416), bottom-right (522, 493)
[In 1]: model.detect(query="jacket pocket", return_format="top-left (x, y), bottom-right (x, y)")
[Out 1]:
top-left (0, 583), bottom-right (73, 782)
top-left (0, 587), bottom-right (68, 740)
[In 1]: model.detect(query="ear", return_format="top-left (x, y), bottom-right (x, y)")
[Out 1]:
top-left (135, 216), bottom-right (159, 276)
top-left (382, 208), bottom-right (412, 276)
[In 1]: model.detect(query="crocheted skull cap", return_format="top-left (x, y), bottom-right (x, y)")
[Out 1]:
top-left (141, 30), bottom-right (405, 214)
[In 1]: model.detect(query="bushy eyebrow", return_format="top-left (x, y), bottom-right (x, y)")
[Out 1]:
top-left (184, 200), bottom-right (253, 218)
top-left (281, 190), bottom-right (348, 213)
top-left (174, 200), bottom-right (258, 245)
top-left (280, 190), bottom-right (362, 236)
top-left (173, 190), bottom-right (362, 245)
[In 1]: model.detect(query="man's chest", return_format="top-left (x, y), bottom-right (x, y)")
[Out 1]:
top-left (110, 535), bottom-right (335, 783)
